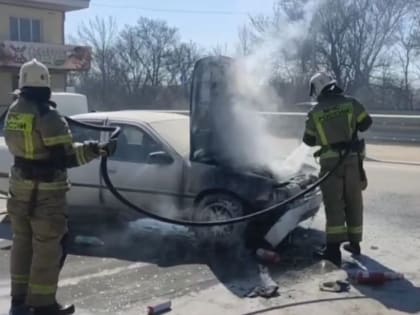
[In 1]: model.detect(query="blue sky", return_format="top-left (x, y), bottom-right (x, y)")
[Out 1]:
top-left (66, 0), bottom-right (277, 50)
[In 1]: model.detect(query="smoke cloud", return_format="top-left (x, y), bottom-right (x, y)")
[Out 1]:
top-left (216, 0), bottom-right (322, 181)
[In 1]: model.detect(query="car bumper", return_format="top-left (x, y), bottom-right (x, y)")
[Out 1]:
top-left (263, 187), bottom-right (323, 248)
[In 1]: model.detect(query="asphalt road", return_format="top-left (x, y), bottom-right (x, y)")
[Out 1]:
top-left (0, 160), bottom-right (419, 315)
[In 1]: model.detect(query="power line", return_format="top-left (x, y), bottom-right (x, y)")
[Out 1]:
top-left (90, 1), bottom-right (249, 16)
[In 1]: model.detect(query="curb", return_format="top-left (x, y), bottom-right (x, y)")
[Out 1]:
top-left (366, 156), bottom-right (420, 166)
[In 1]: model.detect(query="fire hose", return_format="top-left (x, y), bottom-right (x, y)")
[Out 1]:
top-left (66, 117), bottom-right (351, 227)
top-left (0, 113), bottom-right (349, 225)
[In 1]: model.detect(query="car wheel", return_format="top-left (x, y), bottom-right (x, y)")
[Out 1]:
top-left (192, 193), bottom-right (247, 248)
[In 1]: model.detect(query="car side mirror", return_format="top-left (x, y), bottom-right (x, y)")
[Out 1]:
top-left (147, 151), bottom-right (173, 165)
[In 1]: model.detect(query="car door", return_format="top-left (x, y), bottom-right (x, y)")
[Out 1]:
top-left (66, 119), bottom-right (105, 208)
top-left (102, 121), bottom-right (185, 218)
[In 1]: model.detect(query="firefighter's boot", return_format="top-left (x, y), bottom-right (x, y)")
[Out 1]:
top-left (9, 305), bottom-right (31, 315)
top-left (9, 296), bottom-right (31, 315)
top-left (31, 302), bottom-right (75, 315)
top-left (314, 243), bottom-right (342, 266)
top-left (343, 242), bottom-right (361, 256)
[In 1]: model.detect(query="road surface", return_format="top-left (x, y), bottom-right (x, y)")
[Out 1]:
top-left (0, 157), bottom-right (419, 314)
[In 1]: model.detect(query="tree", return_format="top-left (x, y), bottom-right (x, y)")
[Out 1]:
top-left (210, 43), bottom-right (230, 56)
top-left (112, 17), bottom-right (199, 107)
top-left (72, 16), bottom-right (203, 109)
top-left (395, 19), bottom-right (418, 109)
top-left (310, 0), bottom-right (354, 89)
top-left (76, 16), bottom-right (119, 108)
top-left (114, 26), bottom-right (148, 100)
top-left (166, 41), bottom-right (201, 86)
top-left (242, 0), bottom-right (420, 109)
top-left (313, 0), bottom-right (416, 95)
top-left (130, 17), bottom-right (178, 87)
top-left (242, 0), bottom-right (322, 104)
top-left (236, 25), bottom-right (254, 56)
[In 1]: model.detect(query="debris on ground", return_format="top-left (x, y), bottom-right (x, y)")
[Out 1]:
top-left (147, 301), bottom-right (172, 315)
top-left (74, 235), bottom-right (105, 247)
top-left (246, 264), bottom-right (279, 298)
top-left (319, 280), bottom-right (350, 293)
top-left (246, 285), bottom-right (279, 298)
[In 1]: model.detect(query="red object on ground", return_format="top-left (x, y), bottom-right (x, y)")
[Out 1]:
top-left (350, 271), bottom-right (404, 285)
top-left (256, 248), bottom-right (281, 264)
top-left (147, 301), bottom-right (172, 315)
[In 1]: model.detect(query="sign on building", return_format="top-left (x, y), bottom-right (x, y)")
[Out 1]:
top-left (0, 40), bottom-right (91, 71)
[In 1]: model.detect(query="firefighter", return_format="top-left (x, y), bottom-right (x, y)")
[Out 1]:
top-left (4, 59), bottom-right (117, 315)
top-left (302, 72), bottom-right (372, 266)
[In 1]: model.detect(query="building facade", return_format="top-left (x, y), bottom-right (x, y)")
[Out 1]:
top-left (0, 0), bottom-right (91, 107)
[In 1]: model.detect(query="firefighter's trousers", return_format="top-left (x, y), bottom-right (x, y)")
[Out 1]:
top-left (319, 155), bottom-right (364, 244)
top-left (7, 188), bottom-right (68, 307)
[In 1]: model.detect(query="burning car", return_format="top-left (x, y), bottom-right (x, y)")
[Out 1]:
top-left (0, 56), bottom-right (322, 250)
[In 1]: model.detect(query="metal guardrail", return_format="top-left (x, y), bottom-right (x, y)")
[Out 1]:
top-left (147, 109), bottom-right (420, 119)
top-left (151, 110), bottom-right (420, 143)
top-left (263, 112), bottom-right (420, 143)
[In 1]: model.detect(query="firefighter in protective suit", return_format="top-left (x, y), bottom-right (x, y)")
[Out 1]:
top-left (302, 72), bottom-right (372, 266)
top-left (4, 59), bottom-right (117, 315)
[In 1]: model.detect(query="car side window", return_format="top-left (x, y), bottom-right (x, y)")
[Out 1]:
top-left (109, 123), bottom-right (162, 163)
top-left (67, 120), bottom-right (103, 142)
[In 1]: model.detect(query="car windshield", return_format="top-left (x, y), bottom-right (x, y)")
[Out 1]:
top-left (149, 118), bottom-right (190, 157)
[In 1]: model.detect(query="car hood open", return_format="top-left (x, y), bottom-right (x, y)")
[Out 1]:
top-left (190, 57), bottom-right (317, 183)
top-left (190, 55), bottom-right (237, 165)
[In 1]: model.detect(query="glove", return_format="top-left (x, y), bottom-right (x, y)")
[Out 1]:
top-left (98, 139), bottom-right (117, 157)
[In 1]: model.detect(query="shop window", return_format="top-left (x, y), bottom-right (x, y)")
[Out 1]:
top-left (32, 20), bottom-right (41, 42)
top-left (10, 18), bottom-right (19, 41)
top-left (10, 17), bottom-right (41, 42)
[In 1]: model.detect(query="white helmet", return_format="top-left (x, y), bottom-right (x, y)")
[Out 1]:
top-left (309, 72), bottom-right (336, 97)
top-left (18, 59), bottom-right (51, 89)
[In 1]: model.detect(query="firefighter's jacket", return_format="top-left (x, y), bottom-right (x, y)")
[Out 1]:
top-left (3, 97), bottom-right (100, 195)
top-left (302, 92), bottom-right (372, 160)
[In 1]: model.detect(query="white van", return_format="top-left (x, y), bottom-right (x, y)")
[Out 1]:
top-left (50, 92), bottom-right (89, 116)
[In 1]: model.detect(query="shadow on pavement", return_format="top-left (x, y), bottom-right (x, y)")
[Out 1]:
top-left (0, 216), bottom-right (326, 299)
top-left (66, 217), bottom-right (263, 297)
top-left (2, 213), bottom-right (419, 312)
top-left (343, 254), bottom-right (420, 314)
top-left (269, 226), bottom-right (325, 276)
top-left (65, 217), bottom-right (324, 298)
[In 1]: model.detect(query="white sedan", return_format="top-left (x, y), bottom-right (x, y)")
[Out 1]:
top-left (0, 110), bottom-right (322, 249)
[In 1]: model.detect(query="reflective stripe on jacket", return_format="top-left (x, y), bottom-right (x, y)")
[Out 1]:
top-left (3, 98), bottom-right (98, 192)
top-left (303, 93), bottom-right (371, 160)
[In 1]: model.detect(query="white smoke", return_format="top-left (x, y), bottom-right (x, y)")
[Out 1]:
top-left (98, 2), bottom-right (323, 241)
top-left (221, 0), bottom-right (321, 181)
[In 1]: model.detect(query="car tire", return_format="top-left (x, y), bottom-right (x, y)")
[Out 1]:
top-left (192, 193), bottom-right (247, 248)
